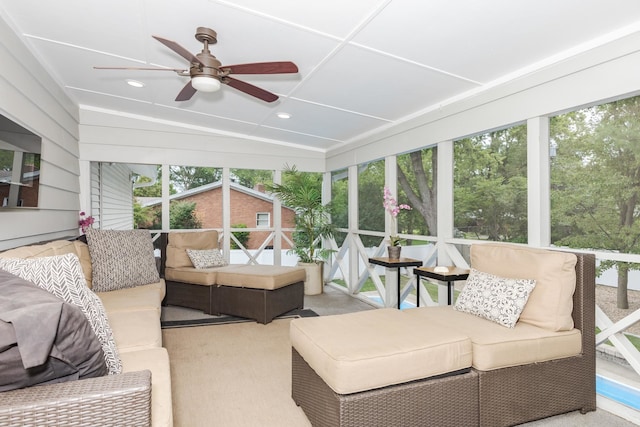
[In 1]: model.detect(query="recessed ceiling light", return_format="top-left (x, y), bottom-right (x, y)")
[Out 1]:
top-left (126, 79), bottom-right (145, 88)
top-left (277, 112), bottom-right (291, 119)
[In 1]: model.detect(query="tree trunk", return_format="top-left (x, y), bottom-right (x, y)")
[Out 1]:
top-left (398, 150), bottom-right (437, 235)
top-left (617, 264), bottom-right (629, 309)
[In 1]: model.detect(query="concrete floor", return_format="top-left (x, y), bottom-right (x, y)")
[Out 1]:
top-left (304, 284), bottom-right (640, 427)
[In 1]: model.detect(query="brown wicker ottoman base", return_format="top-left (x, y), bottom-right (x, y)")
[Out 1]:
top-left (218, 280), bottom-right (304, 324)
top-left (292, 349), bottom-right (479, 427)
top-left (164, 280), bottom-right (218, 315)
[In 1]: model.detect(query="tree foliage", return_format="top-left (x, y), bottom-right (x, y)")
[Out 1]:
top-left (551, 97), bottom-right (640, 308)
top-left (170, 166), bottom-right (221, 191)
top-left (230, 223), bottom-right (250, 249)
top-left (231, 169), bottom-right (273, 189)
top-left (169, 201), bottom-right (202, 230)
top-left (453, 125), bottom-right (528, 242)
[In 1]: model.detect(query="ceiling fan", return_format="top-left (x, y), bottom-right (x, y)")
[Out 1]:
top-left (94, 27), bottom-right (298, 103)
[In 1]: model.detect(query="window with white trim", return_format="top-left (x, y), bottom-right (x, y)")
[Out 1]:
top-left (256, 212), bottom-right (270, 228)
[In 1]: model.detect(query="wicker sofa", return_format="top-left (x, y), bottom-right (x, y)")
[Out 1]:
top-left (291, 243), bottom-right (596, 427)
top-left (0, 235), bottom-right (172, 427)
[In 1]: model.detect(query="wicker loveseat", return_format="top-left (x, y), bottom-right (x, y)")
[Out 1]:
top-left (160, 230), bottom-right (305, 324)
top-left (291, 243), bottom-right (596, 427)
top-left (0, 233), bottom-right (172, 427)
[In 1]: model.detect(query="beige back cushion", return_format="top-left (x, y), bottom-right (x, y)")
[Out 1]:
top-left (0, 239), bottom-right (93, 288)
top-left (166, 230), bottom-right (219, 268)
top-left (470, 243), bottom-right (577, 331)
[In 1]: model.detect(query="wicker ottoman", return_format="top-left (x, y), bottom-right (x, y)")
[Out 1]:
top-left (216, 265), bottom-right (306, 324)
top-left (290, 309), bottom-right (478, 427)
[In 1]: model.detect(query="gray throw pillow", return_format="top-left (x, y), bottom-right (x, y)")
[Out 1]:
top-left (0, 254), bottom-right (122, 374)
top-left (186, 248), bottom-right (228, 269)
top-left (86, 229), bottom-right (160, 292)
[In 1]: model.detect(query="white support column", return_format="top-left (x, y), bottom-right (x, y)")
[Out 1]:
top-left (222, 167), bottom-right (231, 256)
top-left (348, 165), bottom-right (359, 294)
top-left (161, 164), bottom-right (170, 231)
top-left (78, 160), bottom-right (91, 216)
top-left (322, 171), bottom-right (332, 281)
top-left (437, 141), bottom-right (454, 305)
top-left (527, 117), bottom-right (551, 248)
top-left (385, 155), bottom-right (398, 238)
top-left (385, 155), bottom-right (398, 307)
top-left (272, 169), bottom-right (282, 265)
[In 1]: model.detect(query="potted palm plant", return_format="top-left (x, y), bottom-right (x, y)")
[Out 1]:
top-left (266, 165), bottom-right (335, 295)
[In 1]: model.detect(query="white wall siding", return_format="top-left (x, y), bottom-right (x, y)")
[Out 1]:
top-left (90, 162), bottom-right (133, 231)
top-left (0, 15), bottom-right (80, 250)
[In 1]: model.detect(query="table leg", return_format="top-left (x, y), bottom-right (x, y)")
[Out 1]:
top-left (397, 268), bottom-right (401, 309)
top-left (416, 276), bottom-right (420, 308)
top-left (447, 281), bottom-right (453, 305)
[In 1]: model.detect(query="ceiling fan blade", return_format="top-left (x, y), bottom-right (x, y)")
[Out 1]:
top-left (152, 35), bottom-right (204, 66)
top-left (94, 66), bottom-right (186, 72)
top-left (221, 61), bottom-right (298, 75)
top-left (224, 77), bottom-right (278, 102)
top-left (175, 81), bottom-right (197, 101)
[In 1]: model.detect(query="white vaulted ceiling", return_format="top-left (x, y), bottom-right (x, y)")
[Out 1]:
top-left (1, 0), bottom-right (640, 152)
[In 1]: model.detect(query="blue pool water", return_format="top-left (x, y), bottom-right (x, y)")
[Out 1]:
top-left (596, 375), bottom-right (640, 410)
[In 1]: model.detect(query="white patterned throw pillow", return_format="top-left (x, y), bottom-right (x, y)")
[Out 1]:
top-left (0, 253), bottom-right (122, 374)
top-left (454, 268), bottom-right (536, 328)
top-left (186, 248), bottom-right (228, 269)
top-left (86, 229), bottom-right (160, 292)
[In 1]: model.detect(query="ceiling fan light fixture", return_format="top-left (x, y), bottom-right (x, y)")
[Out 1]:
top-left (191, 76), bottom-right (221, 92)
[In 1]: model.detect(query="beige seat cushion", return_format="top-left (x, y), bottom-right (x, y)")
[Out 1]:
top-left (216, 265), bottom-right (306, 290)
top-left (165, 266), bottom-right (220, 285)
top-left (106, 307), bottom-right (163, 352)
top-left (471, 243), bottom-right (577, 331)
top-left (121, 348), bottom-right (173, 427)
top-left (166, 230), bottom-right (219, 268)
top-left (404, 306), bottom-right (582, 371)
top-left (290, 308), bottom-right (472, 394)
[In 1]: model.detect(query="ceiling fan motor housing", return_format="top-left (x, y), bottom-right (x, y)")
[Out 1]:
top-left (192, 53), bottom-right (223, 79)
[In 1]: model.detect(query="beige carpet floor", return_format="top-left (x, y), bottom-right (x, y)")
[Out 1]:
top-left (162, 319), bottom-right (311, 427)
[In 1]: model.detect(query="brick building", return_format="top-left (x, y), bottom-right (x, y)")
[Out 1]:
top-left (140, 182), bottom-right (295, 250)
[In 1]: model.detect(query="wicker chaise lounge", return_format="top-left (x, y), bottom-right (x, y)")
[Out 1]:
top-left (291, 244), bottom-right (596, 427)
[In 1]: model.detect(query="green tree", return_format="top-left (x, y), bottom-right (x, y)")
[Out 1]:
top-left (231, 169), bottom-right (273, 189)
top-left (552, 97), bottom-right (640, 308)
top-left (133, 200), bottom-right (155, 229)
top-left (133, 166), bottom-right (176, 197)
top-left (398, 148), bottom-right (437, 236)
top-left (454, 125), bottom-right (528, 242)
top-left (231, 223), bottom-right (250, 249)
top-left (170, 166), bottom-right (221, 191)
top-left (358, 160), bottom-right (385, 247)
top-left (169, 201), bottom-right (202, 229)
